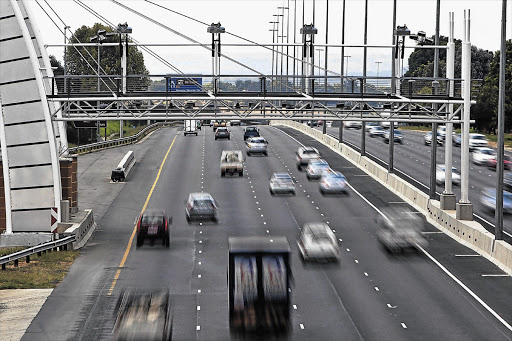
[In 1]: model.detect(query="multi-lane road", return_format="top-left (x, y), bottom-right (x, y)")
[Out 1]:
top-left (22, 125), bottom-right (512, 340)
top-left (317, 124), bottom-right (512, 239)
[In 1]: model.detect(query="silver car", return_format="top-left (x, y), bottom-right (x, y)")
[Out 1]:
top-left (472, 147), bottom-right (496, 166)
top-left (306, 159), bottom-right (331, 180)
top-left (269, 173), bottom-right (296, 195)
top-left (436, 165), bottom-right (461, 186)
top-left (246, 137), bottom-right (268, 156)
top-left (298, 222), bottom-right (340, 262)
top-left (369, 126), bottom-right (385, 138)
top-left (319, 171), bottom-right (349, 195)
top-left (185, 192), bottom-right (218, 223)
top-left (481, 188), bottom-right (512, 214)
top-left (376, 207), bottom-right (427, 253)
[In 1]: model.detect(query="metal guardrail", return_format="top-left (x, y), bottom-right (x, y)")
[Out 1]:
top-left (0, 235), bottom-right (76, 270)
top-left (67, 121), bottom-right (181, 154)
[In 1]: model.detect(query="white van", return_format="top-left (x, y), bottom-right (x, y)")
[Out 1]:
top-left (184, 120), bottom-right (198, 136)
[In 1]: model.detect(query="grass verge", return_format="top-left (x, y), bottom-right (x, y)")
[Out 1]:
top-left (0, 247), bottom-right (79, 289)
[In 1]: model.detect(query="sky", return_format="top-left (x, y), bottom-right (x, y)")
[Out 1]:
top-left (28, 0), bottom-right (512, 78)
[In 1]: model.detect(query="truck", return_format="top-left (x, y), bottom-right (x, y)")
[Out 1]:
top-left (228, 236), bottom-right (292, 335)
top-left (184, 120), bottom-right (198, 136)
top-left (220, 150), bottom-right (243, 177)
top-left (113, 289), bottom-right (173, 341)
top-left (213, 120), bottom-right (227, 131)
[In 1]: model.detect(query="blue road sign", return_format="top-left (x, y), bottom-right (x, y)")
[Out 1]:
top-left (169, 77), bottom-right (202, 92)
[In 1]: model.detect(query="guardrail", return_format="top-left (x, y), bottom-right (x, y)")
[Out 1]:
top-left (67, 121), bottom-right (181, 154)
top-left (0, 235), bottom-right (76, 270)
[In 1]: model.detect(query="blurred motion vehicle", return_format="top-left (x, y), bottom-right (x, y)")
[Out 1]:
top-left (453, 133), bottom-right (461, 147)
top-left (114, 289), bottom-right (173, 341)
top-left (269, 173), bottom-right (296, 195)
top-left (230, 120), bottom-right (241, 126)
top-left (298, 222), bottom-right (340, 262)
top-left (246, 136), bottom-right (268, 156)
top-left (243, 126), bottom-right (260, 140)
top-left (201, 119), bottom-right (212, 126)
top-left (184, 120), bottom-right (198, 136)
top-left (215, 127), bottom-right (231, 140)
top-left (472, 147), bottom-right (496, 166)
top-left (469, 133), bottom-right (489, 150)
top-left (369, 126), bottom-right (385, 138)
top-left (505, 171), bottom-right (512, 190)
top-left (306, 159), bottom-right (331, 180)
top-left (437, 125), bottom-right (447, 139)
top-left (136, 209), bottom-right (171, 248)
top-left (186, 193), bottom-right (218, 222)
top-left (228, 236), bottom-right (291, 334)
top-left (319, 171), bottom-right (349, 195)
top-left (365, 122), bottom-right (379, 132)
top-left (486, 154), bottom-right (512, 170)
top-left (376, 207), bottom-right (427, 253)
top-left (384, 129), bottom-right (403, 144)
top-left (344, 121), bottom-right (362, 129)
top-left (220, 150), bottom-right (243, 177)
top-left (481, 188), bottom-right (512, 214)
top-left (296, 146), bottom-right (321, 170)
top-left (213, 120), bottom-right (227, 131)
top-left (436, 165), bottom-right (461, 186)
top-left (307, 120), bottom-right (319, 127)
top-left (424, 131), bottom-right (444, 146)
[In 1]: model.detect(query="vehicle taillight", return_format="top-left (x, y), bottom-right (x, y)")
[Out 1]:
top-left (187, 203), bottom-right (193, 211)
top-left (165, 218), bottom-right (168, 231)
top-left (137, 217), bottom-right (141, 232)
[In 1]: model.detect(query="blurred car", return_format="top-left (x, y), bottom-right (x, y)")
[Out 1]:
top-left (185, 193), bottom-right (218, 222)
top-left (296, 146), bottom-right (321, 170)
top-left (472, 147), bottom-right (496, 166)
top-left (505, 171), bottom-right (512, 190)
top-left (213, 119), bottom-right (227, 131)
top-left (453, 133), bottom-right (461, 147)
top-left (436, 165), bottom-right (461, 186)
top-left (136, 209), bottom-right (171, 248)
top-left (437, 125), bottom-right (447, 139)
top-left (215, 127), bottom-right (230, 140)
top-left (424, 131), bottom-right (444, 146)
top-left (384, 129), bottom-right (404, 144)
top-left (246, 136), bottom-right (268, 156)
top-left (469, 133), bottom-right (489, 150)
top-left (319, 171), bottom-right (349, 195)
top-left (369, 126), bottom-right (386, 138)
top-left (376, 207), bottom-right (427, 253)
top-left (243, 126), bottom-right (260, 140)
top-left (298, 222), bottom-right (340, 262)
top-left (487, 154), bottom-right (512, 170)
top-left (344, 121), bottom-right (362, 129)
top-left (230, 120), bottom-right (241, 126)
top-left (365, 122), bottom-right (379, 132)
top-left (306, 159), bottom-right (331, 180)
top-left (307, 120), bottom-right (319, 127)
top-left (114, 289), bottom-right (173, 341)
top-left (269, 173), bottom-right (296, 195)
top-left (481, 188), bottom-right (512, 214)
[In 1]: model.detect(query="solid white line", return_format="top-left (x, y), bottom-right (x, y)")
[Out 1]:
top-left (417, 244), bottom-right (512, 332)
top-left (401, 323), bottom-right (407, 329)
top-left (481, 274), bottom-right (510, 277)
top-left (389, 201), bottom-right (407, 204)
top-left (300, 323), bottom-right (305, 330)
top-left (454, 254), bottom-right (481, 257)
top-left (422, 231), bottom-right (444, 234)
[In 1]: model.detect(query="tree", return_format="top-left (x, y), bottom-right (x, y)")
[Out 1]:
top-left (472, 40), bottom-right (512, 132)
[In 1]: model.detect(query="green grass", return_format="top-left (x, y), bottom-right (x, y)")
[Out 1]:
top-left (106, 121), bottom-right (149, 140)
top-left (0, 247), bottom-right (80, 289)
top-left (0, 246), bottom-right (25, 257)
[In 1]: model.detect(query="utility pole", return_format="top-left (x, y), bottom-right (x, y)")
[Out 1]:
top-left (375, 61), bottom-right (382, 88)
top-left (340, 0), bottom-right (346, 92)
top-left (361, 0), bottom-right (368, 156)
top-left (429, 0), bottom-right (440, 200)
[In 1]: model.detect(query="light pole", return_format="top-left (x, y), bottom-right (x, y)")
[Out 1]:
top-left (269, 22), bottom-right (278, 93)
top-left (273, 13), bottom-right (284, 93)
top-left (116, 23), bottom-right (132, 138)
top-left (375, 61), bottom-right (382, 88)
top-left (316, 48), bottom-right (324, 76)
top-left (278, 6), bottom-right (288, 92)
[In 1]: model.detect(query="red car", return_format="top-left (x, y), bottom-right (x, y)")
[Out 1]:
top-left (487, 155), bottom-right (512, 170)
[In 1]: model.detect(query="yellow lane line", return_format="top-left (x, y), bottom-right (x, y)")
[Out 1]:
top-left (107, 134), bottom-right (178, 296)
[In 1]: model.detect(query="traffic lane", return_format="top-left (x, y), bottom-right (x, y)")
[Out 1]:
top-left (236, 129), bottom-right (375, 340)
top-left (274, 125), bottom-right (512, 339)
top-left (325, 125), bottom-right (512, 236)
top-left (22, 128), bottom-right (179, 341)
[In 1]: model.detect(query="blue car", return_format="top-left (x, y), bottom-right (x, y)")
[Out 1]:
top-left (480, 188), bottom-right (512, 214)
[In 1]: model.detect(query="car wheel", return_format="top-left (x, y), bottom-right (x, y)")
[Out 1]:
top-left (186, 214), bottom-right (191, 223)
top-left (297, 164), bottom-right (301, 171)
top-left (221, 171), bottom-right (225, 177)
top-left (136, 237), bottom-right (143, 248)
top-left (165, 234), bottom-right (170, 248)
top-left (270, 190), bottom-right (274, 196)
top-left (247, 152), bottom-right (251, 156)
top-left (264, 152), bottom-right (268, 156)
top-left (228, 137), bottom-right (230, 140)
top-left (239, 170), bottom-right (243, 176)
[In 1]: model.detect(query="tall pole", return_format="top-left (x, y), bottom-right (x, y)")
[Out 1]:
top-left (270, 22), bottom-right (278, 93)
top-left (280, 7), bottom-right (286, 94)
top-left (324, 0), bottom-right (329, 94)
top-left (340, 0), bottom-right (346, 92)
top-left (429, 0), bottom-right (440, 200)
top-left (495, 0), bottom-right (507, 240)
top-left (441, 12), bottom-right (456, 210)
top-left (345, 56), bottom-right (351, 77)
top-left (97, 43), bottom-right (100, 141)
top-left (302, 0), bottom-right (305, 93)
top-left (391, 0), bottom-right (397, 94)
top-left (286, 0), bottom-right (290, 92)
top-left (293, 0), bottom-right (297, 90)
top-left (361, 0), bottom-right (368, 156)
top-left (456, 10), bottom-right (473, 220)
top-left (375, 61), bottom-right (382, 88)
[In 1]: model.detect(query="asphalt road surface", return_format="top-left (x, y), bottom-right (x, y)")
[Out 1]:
top-left (22, 126), bottom-right (512, 341)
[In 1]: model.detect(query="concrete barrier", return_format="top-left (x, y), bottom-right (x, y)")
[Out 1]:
top-left (63, 209), bottom-right (96, 250)
top-left (271, 120), bottom-right (512, 275)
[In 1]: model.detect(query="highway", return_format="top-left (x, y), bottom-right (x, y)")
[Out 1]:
top-left (22, 125), bottom-right (512, 340)
top-left (317, 124), bottom-right (512, 239)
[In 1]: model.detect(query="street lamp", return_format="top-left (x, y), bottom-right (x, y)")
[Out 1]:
top-left (344, 55), bottom-right (351, 77)
top-left (269, 23), bottom-right (278, 92)
top-left (375, 61), bottom-right (382, 88)
top-left (116, 23), bottom-right (132, 138)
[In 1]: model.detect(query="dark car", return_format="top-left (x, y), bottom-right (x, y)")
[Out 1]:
top-left (215, 127), bottom-right (231, 140)
top-left (244, 126), bottom-right (260, 140)
top-left (136, 209), bottom-right (171, 248)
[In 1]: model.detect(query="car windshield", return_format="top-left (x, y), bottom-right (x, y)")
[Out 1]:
top-left (246, 127), bottom-right (257, 132)
top-left (481, 149), bottom-right (495, 155)
top-left (217, 128), bottom-right (227, 132)
top-left (193, 199), bottom-right (214, 209)
top-left (472, 135), bottom-right (486, 140)
top-left (141, 215), bottom-right (163, 224)
top-left (303, 149), bottom-right (318, 154)
top-left (310, 161), bottom-right (329, 168)
top-left (251, 138), bottom-right (266, 143)
top-left (275, 174), bottom-right (291, 180)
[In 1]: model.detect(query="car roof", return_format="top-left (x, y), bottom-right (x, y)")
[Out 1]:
top-left (189, 192), bottom-right (214, 200)
top-left (301, 146), bottom-right (318, 151)
top-left (470, 133), bottom-right (485, 137)
top-left (310, 159), bottom-right (329, 165)
top-left (303, 222), bottom-right (331, 234)
top-left (323, 171), bottom-right (344, 178)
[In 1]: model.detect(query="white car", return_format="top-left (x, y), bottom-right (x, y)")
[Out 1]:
top-left (269, 173), bottom-right (296, 195)
top-left (344, 121), bottom-right (362, 129)
top-left (319, 171), bottom-right (349, 195)
top-left (436, 165), bottom-right (461, 186)
top-left (306, 159), bottom-right (331, 180)
top-left (365, 122), bottom-right (379, 132)
top-left (296, 146), bottom-right (321, 169)
top-left (298, 222), bottom-right (340, 262)
top-left (469, 133), bottom-right (489, 150)
top-left (369, 126), bottom-right (386, 138)
top-left (472, 147), bottom-right (496, 166)
top-left (246, 137), bottom-right (268, 156)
